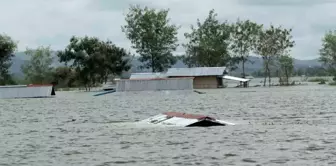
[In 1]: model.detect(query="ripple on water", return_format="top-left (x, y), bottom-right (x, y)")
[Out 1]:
top-left (269, 158), bottom-right (291, 164)
top-left (242, 158), bottom-right (257, 163)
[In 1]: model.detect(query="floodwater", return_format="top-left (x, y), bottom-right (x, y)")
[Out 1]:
top-left (1, 82), bottom-right (336, 166)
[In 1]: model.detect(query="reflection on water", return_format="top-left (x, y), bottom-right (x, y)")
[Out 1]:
top-left (1, 84), bottom-right (336, 165)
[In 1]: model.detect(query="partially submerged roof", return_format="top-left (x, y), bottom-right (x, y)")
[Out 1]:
top-left (223, 75), bottom-right (250, 82)
top-left (130, 72), bottom-right (165, 79)
top-left (139, 112), bottom-right (235, 127)
top-left (0, 84), bottom-right (54, 88)
top-left (0, 84), bottom-right (55, 99)
top-left (166, 67), bottom-right (227, 77)
top-left (164, 112), bottom-right (215, 121)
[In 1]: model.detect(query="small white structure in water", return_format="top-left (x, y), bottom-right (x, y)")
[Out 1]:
top-left (139, 112), bottom-right (235, 127)
top-left (0, 84), bottom-right (55, 99)
top-left (223, 75), bottom-right (250, 82)
top-left (116, 77), bottom-right (194, 92)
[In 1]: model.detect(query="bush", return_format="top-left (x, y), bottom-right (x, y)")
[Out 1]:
top-left (319, 80), bottom-right (326, 84)
top-left (308, 78), bottom-right (328, 82)
top-left (329, 81), bottom-right (336, 86)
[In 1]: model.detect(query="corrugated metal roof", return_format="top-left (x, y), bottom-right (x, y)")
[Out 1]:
top-left (166, 67), bottom-right (227, 77)
top-left (0, 85), bottom-right (27, 88)
top-left (138, 112), bottom-right (236, 127)
top-left (116, 78), bottom-right (193, 92)
top-left (0, 85), bottom-right (54, 99)
top-left (130, 73), bottom-right (165, 79)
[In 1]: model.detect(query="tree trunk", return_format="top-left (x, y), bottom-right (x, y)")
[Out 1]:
top-left (277, 70), bottom-right (282, 86)
top-left (151, 54), bottom-right (155, 72)
top-left (242, 58), bottom-right (245, 78)
top-left (263, 72), bottom-right (267, 87)
top-left (268, 68), bottom-right (271, 87)
top-left (263, 61), bottom-right (268, 87)
top-left (265, 58), bottom-right (271, 87)
top-left (242, 58), bottom-right (248, 88)
top-left (285, 68), bottom-right (289, 85)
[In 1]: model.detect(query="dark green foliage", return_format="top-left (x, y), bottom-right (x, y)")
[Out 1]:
top-left (21, 46), bottom-right (54, 84)
top-left (0, 34), bottom-right (17, 85)
top-left (183, 9), bottom-right (232, 68)
top-left (122, 5), bottom-right (178, 72)
top-left (319, 30), bottom-right (336, 81)
top-left (255, 25), bottom-right (295, 86)
top-left (51, 66), bottom-right (79, 88)
top-left (278, 55), bottom-right (294, 85)
top-left (230, 19), bottom-right (263, 77)
top-left (57, 36), bottom-right (131, 90)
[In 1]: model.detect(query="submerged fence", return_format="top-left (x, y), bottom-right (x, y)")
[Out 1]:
top-left (116, 77), bottom-right (194, 92)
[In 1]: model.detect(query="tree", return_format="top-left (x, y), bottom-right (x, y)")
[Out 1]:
top-left (319, 30), bottom-right (336, 80)
top-left (58, 36), bottom-right (131, 91)
top-left (230, 19), bottom-right (263, 78)
top-left (278, 55), bottom-right (294, 85)
top-left (255, 25), bottom-right (295, 86)
top-left (52, 66), bottom-right (79, 88)
top-left (183, 9), bottom-right (233, 68)
top-left (122, 5), bottom-right (179, 72)
top-left (0, 34), bottom-right (17, 85)
top-left (21, 46), bottom-right (54, 84)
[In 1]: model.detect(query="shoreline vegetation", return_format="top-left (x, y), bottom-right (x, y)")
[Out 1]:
top-left (1, 5), bottom-right (336, 90)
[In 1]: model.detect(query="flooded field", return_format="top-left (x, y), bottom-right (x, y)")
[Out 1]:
top-left (1, 83), bottom-right (336, 165)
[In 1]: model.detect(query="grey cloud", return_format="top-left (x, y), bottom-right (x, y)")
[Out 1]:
top-left (237, 0), bottom-right (333, 6)
top-left (87, 0), bottom-right (133, 11)
top-left (0, 0), bottom-right (335, 60)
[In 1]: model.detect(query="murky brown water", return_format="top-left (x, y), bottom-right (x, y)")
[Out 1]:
top-left (1, 84), bottom-right (336, 166)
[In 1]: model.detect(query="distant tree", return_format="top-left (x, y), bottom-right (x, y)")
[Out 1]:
top-left (58, 36), bottom-right (131, 91)
top-left (278, 55), bottom-right (294, 85)
top-left (295, 68), bottom-right (305, 76)
top-left (251, 69), bottom-right (265, 77)
top-left (183, 9), bottom-right (233, 68)
top-left (307, 67), bottom-right (329, 77)
top-left (52, 66), bottom-right (79, 88)
top-left (319, 30), bottom-right (336, 80)
top-left (0, 34), bottom-right (17, 85)
top-left (122, 5), bottom-right (178, 72)
top-left (21, 46), bottom-right (54, 84)
top-left (230, 19), bottom-right (263, 78)
top-left (255, 25), bottom-right (295, 86)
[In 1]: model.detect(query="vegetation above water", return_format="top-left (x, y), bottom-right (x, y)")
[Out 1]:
top-left (0, 5), bottom-right (336, 90)
top-left (329, 82), bottom-right (336, 86)
top-left (308, 78), bottom-right (329, 83)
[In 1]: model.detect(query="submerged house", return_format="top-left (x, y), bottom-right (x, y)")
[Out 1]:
top-left (116, 67), bottom-right (250, 92)
top-left (0, 84), bottom-right (56, 99)
top-left (166, 67), bottom-right (229, 89)
top-left (116, 73), bottom-right (193, 92)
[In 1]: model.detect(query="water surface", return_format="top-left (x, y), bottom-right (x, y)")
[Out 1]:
top-left (1, 84), bottom-right (336, 166)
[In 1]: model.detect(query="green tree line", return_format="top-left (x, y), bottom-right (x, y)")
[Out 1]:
top-left (252, 66), bottom-right (330, 78)
top-left (0, 5), bottom-right (335, 88)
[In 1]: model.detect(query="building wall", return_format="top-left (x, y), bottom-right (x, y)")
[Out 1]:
top-left (193, 76), bottom-right (219, 89)
top-left (116, 78), bottom-right (194, 92)
top-left (0, 85), bottom-right (54, 99)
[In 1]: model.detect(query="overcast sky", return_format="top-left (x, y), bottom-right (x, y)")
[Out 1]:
top-left (0, 0), bottom-right (335, 60)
